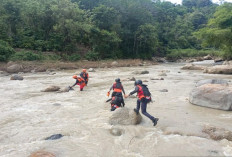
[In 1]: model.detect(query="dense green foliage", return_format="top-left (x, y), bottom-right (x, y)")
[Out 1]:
top-left (0, 0), bottom-right (231, 61)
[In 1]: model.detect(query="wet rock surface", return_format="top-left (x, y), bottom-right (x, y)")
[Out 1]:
top-left (10, 74), bottom-right (24, 80)
top-left (109, 107), bottom-right (142, 125)
top-left (41, 86), bottom-right (60, 92)
top-left (181, 64), bottom-right (204, 70)
top-left (45, 134), bottom-right (63, 140)
top-left (204, 65), bottom-right (232, 74)
top-left (189, 84), bottom-right (232, 111)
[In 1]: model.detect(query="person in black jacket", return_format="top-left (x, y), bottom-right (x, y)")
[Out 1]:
top-left (125, 80), bottom-right (159, 126)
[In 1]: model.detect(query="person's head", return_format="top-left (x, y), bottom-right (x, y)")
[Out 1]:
top-left (83, 69), bottom-right (86, 73)
top-left (134, 80), bottom-right (142, 86)
top-left (115, 78), bottom-right (120, 83)
top-left (73, 75), bottom-right (78, 79)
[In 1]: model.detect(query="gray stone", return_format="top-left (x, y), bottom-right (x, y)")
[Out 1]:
top-left (10, 75), bottom-right (24, 80)
top-left (41, 86), bottom-right (60, 92)
top-left (189, 84), bottom-right (232, 111)
top-left (203, 55), bottom-right (213, 60)
top-left (58, 86), bottom-right (74, 93)
top-left (109, 107), bottom-right (142, 125)
top-left (196, 79), bottom-right (229, 87)
top-left (132, 71), bottom-right (149, 75)
top-left (45, 134), bottom-right (63, 140)
top-left (53, 103), bottom-right (61, 106)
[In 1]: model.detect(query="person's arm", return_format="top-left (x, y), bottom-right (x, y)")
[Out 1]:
top-left (125, 86), bottom-right (139, 98)
top-left (71, 79), bottom-right (79, 87)
top-left (109, 85), bottom-right (113, 92)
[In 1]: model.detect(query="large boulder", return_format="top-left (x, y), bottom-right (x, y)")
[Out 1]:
top-left (41, 86), bottom-right (60, 92)
top-left (6, 64), bottom-right (23, 73)
top-left (10, 75), bottom-right (24, 80)
top-left (181, 64), bottom-right (204, 70)
top-left (109, 107), bottom-right (142, 125)
top-left (204, 65), bottom-right (232, 74)
top-left (196, 79), bottom-right (229, 87)
top-left (58, 86), bottom-right (74, 93)
top-left (202, 125), bottom-right (232, 141)
top-left (29, 151), bottom-right (56, 157)
top-left (189, 84), bottom-right (232, 111)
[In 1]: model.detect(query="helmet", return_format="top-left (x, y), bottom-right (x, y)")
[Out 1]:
top-left (134, 80), bottom-right (142, 86)
top-left (115, 78), bottom-right (120, 83)
top-left (73, 75), bottom-right (78, 79)
top-left (83, 69), bottom-right (86, 72)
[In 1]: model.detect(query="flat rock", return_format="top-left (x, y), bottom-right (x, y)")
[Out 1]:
top-left (109, 107), bottom-right (142, 125)
top-left (196, 79), bottom-right (229, 87)
top-left (132, 71), bottom-right (149, 74)
top-left (10, 75), bottom-right (24, 80)
top-left (189, 84), bottom-right (232, 111)
top-left (45, 134), bottom-right (63, 140)
top-left (41, 86), bottom-right (60, 92)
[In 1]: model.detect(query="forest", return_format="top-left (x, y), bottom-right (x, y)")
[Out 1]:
top-left (0, 0), bottom-right (232, 61)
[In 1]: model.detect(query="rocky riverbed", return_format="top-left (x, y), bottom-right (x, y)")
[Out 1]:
top-left (0, 63), bottom-right (232, 157)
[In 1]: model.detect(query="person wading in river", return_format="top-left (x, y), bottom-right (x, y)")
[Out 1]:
top-left (106, 92), bottom-right (125, 111)
top-left (80, 69), bottom-right (89, 86)
top-left (107, 78), bottom-right (126, 98)
top-left (125, 80), bottom-right (159, 126)
top-left (71, 75), bottom-right (85, 91)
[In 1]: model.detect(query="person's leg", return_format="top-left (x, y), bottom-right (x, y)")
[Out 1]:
top-left (134, 99), bottom-right (141, 114)
top-left (141, 98), bottom-right (159, 126)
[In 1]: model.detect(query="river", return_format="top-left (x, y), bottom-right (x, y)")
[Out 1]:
top-left (0, 63), bottom-right (232, 157)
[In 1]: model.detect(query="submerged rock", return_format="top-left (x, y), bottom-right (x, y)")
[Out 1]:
top-left (41, 86), bottom-right (60, 92)
top-left (189, 84), bottom-right (232, 111)
top-left (202, 125), bottom-right (232, 141)
top-left (109, 127), bottom-right (124, 136)
top-left (29, 150), bottom-right (56, 157)
top-left (196, 79), bottom-right (228, 87)
top-left (158, 72), bottom-right (167, 76)
top-left (58, 86), bottom-right (74, 92)
top-left (45, 134), bottom-right (63, 140)
top-left (160, 89), bottom-right (168, 92)
top-left (10, 75), bottom-right (24, 80)
top-left (109, 107), bottom-right (142, 125)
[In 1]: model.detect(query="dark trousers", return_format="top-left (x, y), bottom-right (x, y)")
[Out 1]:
top-left (136, 98), bottom-right (155, 121)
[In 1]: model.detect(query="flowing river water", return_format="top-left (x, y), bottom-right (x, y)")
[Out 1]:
top-left (0, 63), bottom-right (232, 157)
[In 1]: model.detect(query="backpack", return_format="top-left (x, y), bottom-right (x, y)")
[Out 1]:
top-left (142, 85), bottom-right (152, 103)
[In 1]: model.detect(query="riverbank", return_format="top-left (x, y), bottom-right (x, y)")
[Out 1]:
top-left (0, 59), bottom-right (157, 73)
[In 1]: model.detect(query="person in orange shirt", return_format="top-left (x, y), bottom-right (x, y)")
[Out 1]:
top-left (80, 69), bottom-right (89, 86)
top-left (71, 75), bottom-right (85, 91)
top-left (107, 78), bottom-right (126, 97)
